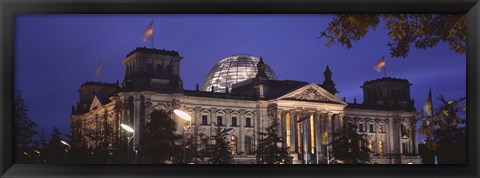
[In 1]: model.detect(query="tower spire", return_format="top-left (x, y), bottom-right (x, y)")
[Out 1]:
top-left (322, 65), bottom-right (337, 95)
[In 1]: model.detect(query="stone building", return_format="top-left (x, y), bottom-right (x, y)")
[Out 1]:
top-left (70, 47), bottom-right (422, 164)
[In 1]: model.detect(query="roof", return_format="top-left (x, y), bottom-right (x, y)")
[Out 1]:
top-left (363, 77), bottom-right (411, 86)
top-left (182, 90), bottom-right (256, 100)
top-left (346, 102), bottom-right (415, 112)
top-left (80, 81), bottom-right (119, 88)
top-left (126, 47), bottom-right (180, 58)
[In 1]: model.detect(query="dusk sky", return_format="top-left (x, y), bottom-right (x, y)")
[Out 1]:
top-left (15, 14), bottom-right (466, 141)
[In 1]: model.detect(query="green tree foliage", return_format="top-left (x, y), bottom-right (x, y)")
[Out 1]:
top-left (330, 126), bottom-right (371, 164)
top-left (255, 120), bottom-right (289, 164)
top-left (418, 96), bottom-right (466, 164)
top-left (140, 109), bottom-right (182, 164)
top-left (208, 125), bottom-right (233, 164)
top-left (13, 91), bottom-right (39, 163)
top-left (319, 14), bottom-right (465, 58)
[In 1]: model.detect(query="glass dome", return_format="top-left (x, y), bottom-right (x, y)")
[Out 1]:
top-left (202, 54), bottom-right (277, 93)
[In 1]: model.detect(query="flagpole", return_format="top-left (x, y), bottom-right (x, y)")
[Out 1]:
top-left (151, 20), bottom-right (154, 48)
top-left (384, 65), bottom-right (387, 78)
top-left (326, 134), bottom-right (329, 165)
top-left (303, 123), bottom-right (307, 164)
top-left (383, 56), bottom-right (387, 77)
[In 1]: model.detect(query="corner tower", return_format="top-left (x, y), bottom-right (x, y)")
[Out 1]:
top-left (122, 47), bottom-right (183, 92)
top-left (361, 77), bottom-right (415, 111)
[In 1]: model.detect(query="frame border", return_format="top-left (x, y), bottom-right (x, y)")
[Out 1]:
top-left (1, 0), bottom-right (479, 177)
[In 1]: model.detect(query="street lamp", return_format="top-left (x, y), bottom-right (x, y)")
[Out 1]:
top-left (174, 109), bottom-right (192, 164)
top-left (121, 123), bottom-right (135, 164)
top-left (60, 140), bottom-right (71, 152)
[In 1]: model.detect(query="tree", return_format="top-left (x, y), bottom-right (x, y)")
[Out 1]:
top-left (418, 95), bottom-right (466, 164)
top-left (255, 120), bottom-right (289, 164)
top-left (140, 109), bottom-right (182, 164)
top-left (44, 127), bottom-right (67, 163)
top-left (330, 126), bottom-right (371, 164)
top-left (318, 14), bottom-right (465, 58)
top-left (33, 128), bottom-right (48, 163)
top-left (208, 124), bottom-right (233, 164)
top-left (13, 91), bottom-right (39, 163)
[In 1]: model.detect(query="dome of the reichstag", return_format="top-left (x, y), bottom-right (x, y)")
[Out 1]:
top-left (202, 54), bottom-right (277, 93)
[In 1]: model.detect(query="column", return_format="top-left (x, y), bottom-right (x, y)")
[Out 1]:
top-left (289, 110), bottom-right (297, 153)
top-left (385, 118), bottom-right (391, 159)
top-left (314, 112), bottom-right (321, 164)
top-left (280, 111), bottom-right (287, 148)
top-left (210, 108), bottom-right (217, 138)
top-left (411, 117), bottom-right (419, 155)
top-left (194, 107), bottom-right (202, 126)
top-left (225, 109), bottom-right (232, 142)
top-left (239, 110), bottom-right (246, 153)
top-left (326, 112), bottom-right (333, 155)
top-left (338, 113), bottom-right (345, 130)
top-left (194, 107), bottom-right (202, 156)
top-left (375, 119), bottom-right (379, 156)
top-left (276, 109), bottom-right (282, 137)
top-left (133, 99), bottom-right (141, 148)
top-left (226, 109), bottom-right (231, 128)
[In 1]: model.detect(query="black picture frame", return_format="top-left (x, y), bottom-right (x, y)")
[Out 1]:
top-left (1, 0), bottom-right (479, 177)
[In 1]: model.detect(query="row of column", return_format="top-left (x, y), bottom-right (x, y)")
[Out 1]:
top-left (279, 110), bottom-right (344, 163)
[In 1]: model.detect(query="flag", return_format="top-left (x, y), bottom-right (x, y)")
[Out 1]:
top-left (296, 115), bottom-right (310, 123)
top-left (374, 57), bottom-right (385, 72)
top-left (96, 62), bottom-right (101, 78)
top-left (301, 123), bottom-right (306, 142)
top-left (322, 128), bottom-right (328, 145)
top-left (423, 87), bottom-right (433, 116)
top-left (143, 22), bottom-right (153, 42)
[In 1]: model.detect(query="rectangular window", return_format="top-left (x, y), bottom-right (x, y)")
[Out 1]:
top-left (359, 124), bottom-right (364, 132)
top-left (246, 117), bottom-right (251, 127)
top-left (231, 117), bottom-right (237, 126)
top-left (348, 123), bottom-right (354, 130)
top-left (369, 124), bottom-right (374, 132)
top-left (217, 116), bottom-right (223, 126)
top-left (379, 140), bottom-right (384, 156)
top-left (379, 124), bottom-right (384, 133)
top-left (202, 115), bottom-right (208, 125)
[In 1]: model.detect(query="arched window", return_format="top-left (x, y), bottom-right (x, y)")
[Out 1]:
top-left (146, 63), bottom-right (153, 75)
top-left (155, 64), bottom-right (162, 77)
top-left (165, 65), bottom-right (171, 78)
top-left (245, 136), bottom-right (254, 155)
top-left (230, 135), bottom-right (237, 155)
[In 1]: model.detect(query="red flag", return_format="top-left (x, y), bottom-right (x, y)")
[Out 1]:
top-left (143, 22), bottom-right (153, 42)
top-left (423, 87), bottom-right (433, 116)
top-left (374, 57), bottom-right (385, 72)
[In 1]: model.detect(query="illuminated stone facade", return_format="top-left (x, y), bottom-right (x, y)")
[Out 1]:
top-left (70, 47), bottom-right (422, 164)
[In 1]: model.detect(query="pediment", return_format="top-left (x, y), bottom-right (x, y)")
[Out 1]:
top-left (277, 83), bottom-right (347, 105)
top-left (89, 95), bottom-right (103, 111)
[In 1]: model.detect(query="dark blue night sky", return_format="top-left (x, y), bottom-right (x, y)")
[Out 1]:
top-left (14, 14), bottom-right (466, 141)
